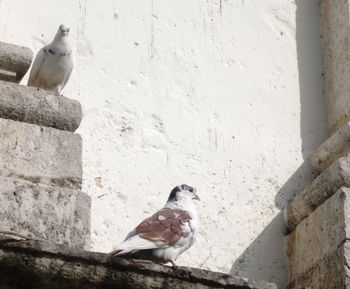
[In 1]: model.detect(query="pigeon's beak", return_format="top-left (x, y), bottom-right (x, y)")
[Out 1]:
top-left (193, 189), bottom-right (200, 201)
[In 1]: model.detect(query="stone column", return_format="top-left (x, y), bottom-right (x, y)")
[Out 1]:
top-left (321, 0), bottom-right (350, 134)
top-left (0, 42), bottom-right (90, 250)
top-left (283, 1), bottom-right (350, 288)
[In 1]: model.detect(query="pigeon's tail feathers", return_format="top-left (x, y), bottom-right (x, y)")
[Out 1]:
top-left (107, 248), bottom-right (123, 258)
top-left (109, 235), bottom-right (159, 257)
top-left (106, 247), bottom-right (130, 261)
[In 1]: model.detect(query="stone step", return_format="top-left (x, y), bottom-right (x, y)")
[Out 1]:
top-left (0, 42), bottom-right (33, 83)
top-left (0, 118), bottom-right (82, 189)
top-left (287, 187), bottom-right (350, 289)
top-left (0, 80), bottom-right (82, 132)
top-left (310, 120), bottom-right (350, 172)
top-left (0, 177), bottom-right (90, 250)
top-left (283, 152), bottom-right (350, 232)
top-left (0, 236), bottom-right (276, 289)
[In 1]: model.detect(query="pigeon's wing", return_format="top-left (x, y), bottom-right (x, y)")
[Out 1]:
top-left (61, 62), bottom-right (73, 90)
top-left (27, 47), bottom-right (47, 86)
top-left (135, 208), bottom-right (193, 246)
top-left (109, 208), bottom-right (194, 257)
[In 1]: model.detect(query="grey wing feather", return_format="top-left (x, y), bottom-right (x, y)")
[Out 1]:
top-left (27, 47), bottom-right (47, 86)
top-left (61, 64), bottom-right (73, 90)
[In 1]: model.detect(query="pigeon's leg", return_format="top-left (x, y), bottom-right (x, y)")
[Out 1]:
top-left (170, 260), bottom-right (177, 267)
top-left (54, 85), bottom-right (62, 96)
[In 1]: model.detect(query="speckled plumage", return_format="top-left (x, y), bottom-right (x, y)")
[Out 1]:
top-left (108, 184), bottom-right (200, 266)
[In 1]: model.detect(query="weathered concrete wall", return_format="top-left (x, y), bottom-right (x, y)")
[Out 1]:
top-left (0, 1), bottom-right (327, 287)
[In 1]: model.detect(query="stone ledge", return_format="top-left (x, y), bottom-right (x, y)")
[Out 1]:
top-left (0, 80), bottom-right (82, 132)
top-left (283, 153), bottom-right (350, 232)
top-left (0, 118), bottom-right (82, 190)
top-left (0, 177), bottom-right (90, 250)
top-left (0, 237), bottom-right (276, 289)
top-left (0, 42), bottom-right (33, 82)
top-left (310, 121), bottom-right (350, 172)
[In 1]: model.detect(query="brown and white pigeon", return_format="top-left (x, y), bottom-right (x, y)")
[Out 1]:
top-left (27, 24), bottom-right (73, 96)
top-left (108, 184), bottom-right (200, 266)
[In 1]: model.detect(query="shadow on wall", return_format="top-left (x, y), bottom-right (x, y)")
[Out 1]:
top-left (275, 0), bottom-right (328, 210)
top-left (231, 0), bottom-right (327, 288)
top-left (230, 213), bottom-right (287, 287)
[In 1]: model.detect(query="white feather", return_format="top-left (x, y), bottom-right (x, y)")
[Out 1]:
top-left (112, 235), bottom-right (164, 255)
top-left (27, 25), bottom-right (73, 96)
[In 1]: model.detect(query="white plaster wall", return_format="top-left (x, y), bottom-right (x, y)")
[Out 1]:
top-left (0, 0), bottom-right (327, 287)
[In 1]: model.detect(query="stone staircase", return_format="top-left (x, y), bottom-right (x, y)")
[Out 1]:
top-left (0, 42), bottom-right (90, 250)
top-left (284, 0), bottom-right (350, 288)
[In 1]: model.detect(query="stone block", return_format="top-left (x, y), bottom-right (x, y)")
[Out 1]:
top-left (0, 42), bottom-right (33, 82)
top-left (0, 118), bottom-right (82, 189)
top-left (287, 244), bottom-right (349, 289)
top-left (0, 177), bottom-right (90, 250)
top-left (310, 121), bottom-right (350, 172)
top-left (283, 152), bottom-right (350, 231)
top-left (287, 187), bottom-right (350, 289)
top-left (320, 0), bottom-right (350, 133)
top-left (0, 237), bottom-right (276, 289)
top-left (0, 80), bottom-right (82, 132)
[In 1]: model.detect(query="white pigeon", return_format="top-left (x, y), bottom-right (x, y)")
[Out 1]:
top-left (108, 184), bottom-right (200, 266)
top-left (27, 24), bottom-right (73, 96)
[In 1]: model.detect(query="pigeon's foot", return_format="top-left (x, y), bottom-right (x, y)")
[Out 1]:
top-left (170, 260), bottom-right (177, 268)
top-left (54, 87), bottom-right (62, 96)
